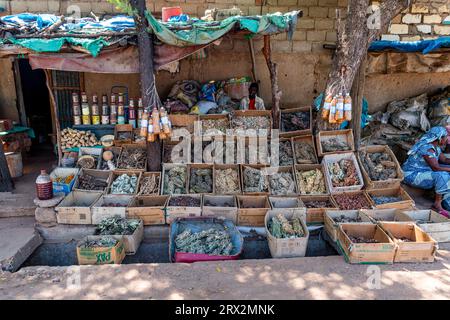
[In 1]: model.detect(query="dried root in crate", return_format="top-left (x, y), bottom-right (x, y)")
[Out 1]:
top-left (321, 137), bottom-right (350, 153)
top-left (139, 174), bottom-right (160, 195)
top-left (333, 193), bottom-right (371, 210)
top-left (163, 166), bottom-right (187, 194)
top-left (281, 111), bottom-right (310, 132)
top-left (118, 148), bottom-right (146, 170)
top-left (296, 169), bottom-right (326, 194)
top-left (243, 167), bottom-right (269, 193)
top-left (61, 128), bottom-right (98, 150)
top-left (269, 172), bottom-right (296, 195)
top-left (327, 159), bottom-right (360, 187)
top-left (268, 213), bottom-right (305, 239)
top-left (279, 140), bottom-right (294, 166)
top-left (189, 168), bottom-right (213, 193)
top-left (293, 141), bottom-right (317, 164)
top-left (215, 168), bottom-right (240, 194)
top-left (78, 173), bottom-right (108, 191)
top-left (359, 150), bottom-right (398, 181)
top-left (110, 174), bottom-right (138, 194)
top-left (175, 228), bottom-right (233, 255)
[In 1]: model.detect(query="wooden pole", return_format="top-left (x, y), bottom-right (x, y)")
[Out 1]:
top-left (0, 146), bottom-right (14, 191)
top-left (248, 38), bottom-right (258, 82)
top-left (44, 69), bottom-right (63, 166)
top-left (130, 0), bottom-right (161, 171)
top-left (262, 35), bottom-right (281, 130)
top-left (351, 56), bottom-right (367, 150)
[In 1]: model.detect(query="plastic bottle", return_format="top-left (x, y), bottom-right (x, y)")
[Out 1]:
top-left (140, 110), bottom-right (149, 137)
top-left (321, 94), bottom-right (332, 120)
top-left (110, 95), bottom-right (117, 125)
top-left (160, 107), bottom-right (171, 134)
top-left (128, 98), bottom-right (137, 128)
top-left (36, 169), bottom-right (53, 200)
top-left (328, 96), bottom-right (337, 124)
top-left (152, 107), bottom-right (161, 134)
top-left (101, 95), bottom-right (110, 125)
top-left (335, 92), bottom-right (344, 123)
top-left (344, 93), bottom-right (352, 121)
top-left (147, 115), bottom-right (156, 142)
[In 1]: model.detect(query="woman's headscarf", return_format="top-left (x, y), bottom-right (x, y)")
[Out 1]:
top-left (408, 126), bottom-right (447, 156)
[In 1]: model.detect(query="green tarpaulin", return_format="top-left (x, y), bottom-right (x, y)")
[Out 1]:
top-left (145, 11), bottom-right (300, 47)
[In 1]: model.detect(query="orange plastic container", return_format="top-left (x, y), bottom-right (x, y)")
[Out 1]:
top-left (162, 7), bottom-right (182, 22)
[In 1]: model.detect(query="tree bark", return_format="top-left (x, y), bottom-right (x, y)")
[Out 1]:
top-left (262, 35), bottom-right (281, 130)
top-left (317, 0), bottom-right (410, 131)
top-left (130, 0), bottom-right (161, 171)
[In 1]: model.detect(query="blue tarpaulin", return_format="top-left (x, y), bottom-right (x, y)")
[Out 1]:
top-left (369, 37), bottom-right (450, 54)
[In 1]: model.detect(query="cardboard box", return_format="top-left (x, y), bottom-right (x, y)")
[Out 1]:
top-left (357, 145), bottom-right (404, 189)
top-left (294, 163), bottom-right (329, 195)
top-left (50, 167), bottom-right (79, 195)
top-left (398, 210), bottom-right (450, 243)
top-left (161, 163), bottom-right (188, 195)
top-left (202, 195), bottom-right (238, 224)
top-left (73, 169), bottom-right (111, 193)
top-left (379, 222), bottom-right (437, 263)
top-left (107, 170), bottom-right (142, 195)
top-left (267, 166), bottom-right (297, 196)
top-left (265, 209), bottom-right (309, 258)
top-left (322, 152), bottom-right (364, 193)
top-left (336, 223), bottom-right (396, 264)
top-left (166, 194), bottom-right (202, 224)
top-left (361, 208), bottom-right (411, 223)
top-left (214, 164), bottom-right (242, 194)
top-left (96, 220), bottom-right (144, 255)
top-left (116, 144), bottom-right (147, 171)
top-left (237, 195), bottom-right (270, 227)
top-left (55, 190), bottom-right (102, 225)
top-left (300, 195), bottom-right (338, 223)
top-left (137, 172), bottom-right (161, 196)
top-left (77, 236), bottom-right (126, 265)
top-left (366, 186), bottom-right (414, 210)
top-left (316, 129), bottom-right (355, 157)
top-left (291, 135), bottom-right (318, 164)
top-left (324, 209), bottom-right (373, 242)
top-left (187, 163), bottom-right (214, 194)
top-left (279, 107), bottom-right (312, 138)
top-left (91, 195), bottom-right (134, 224)
top-left (127, 195), bottom-right (168, 225)
top-left (240, 164), bottom-right (270, 195)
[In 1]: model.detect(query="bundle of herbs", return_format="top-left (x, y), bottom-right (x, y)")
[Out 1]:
top-left (175, 228), bottom-right (234, 255)
top-left (268, 213), bottom-right (305, 239)
top-left (96, 216), bottom-right (140, 235)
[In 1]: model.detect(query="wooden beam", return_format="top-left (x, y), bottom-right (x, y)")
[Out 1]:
top-left (0, 146), bottom-right (14, 192)
top-left (248, 38), bottom-right (258, 82)
top-left (12, 59), bottom-right (27, 127)
top-left (351, 56), bottom-right (367, 150)
top-left (44, 69), bottom-right (63, 166)
top-left (262, 35), bottom-right (281, 130)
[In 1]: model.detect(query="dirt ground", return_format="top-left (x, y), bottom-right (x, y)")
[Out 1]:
top-left (1, 244), bottom-right (450, 300)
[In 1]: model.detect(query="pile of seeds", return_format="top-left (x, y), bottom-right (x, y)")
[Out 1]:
top-left (269, 172), bottom-right (296, 195)
top-left (243, 166), bottom-right (269, 193)
top-left (281, 111), bottom-right (310, 132)
top-left (215, 168), bottom-right (240, 194)
top-left (138, 174), bottom-right (160, 195)
top-left (333, 214), bottom-right (362, 223)
top-left (202, 118), bottom-right (230, 135)
top-left (168, 196), bottom-right (201, 207)
top-left (268, 213), bottom-right (305, 239)
top-left (321, 137), bottom-right (350, 153)
top-left (117, 148), bottom-right (146, 170)
top-left (96, 216), bottom-right (140, 235)
top-left (371, 195), bottom-right (403, 205)
top-left (79, 236), bottom-right (118, 248)
top-left (77, 173), bottom-right (108, 191)
top-left (333, 193), bottom-right (371, 210)
top-left (189, 168), bottom-right (213, 193)
top-left (175, 228), bottom-right (233, 255)
top-left (110, 174), bottom-right (138, 194)
top-left (293, 141), bottom-right (317, 164)
top-left (296, 169), bottom-right (326, 194)
top-left (163, 166), bottom-right (187, 194)
top-left (327, 159), bottom-right (360, 187)
top-left (359, 150), bottom-right (398, 181)
top-left (279, 140), bottom-right (294, 166)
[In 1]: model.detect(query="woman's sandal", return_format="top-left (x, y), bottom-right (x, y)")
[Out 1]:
top-left (432, 206), bottom-right (450, 218)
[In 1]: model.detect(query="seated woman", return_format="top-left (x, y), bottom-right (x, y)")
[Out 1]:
top-left (402, 126), bottom-right (450, 217)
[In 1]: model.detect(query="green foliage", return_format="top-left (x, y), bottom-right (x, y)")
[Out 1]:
top-left (107, 0), bottom-right (138, 16)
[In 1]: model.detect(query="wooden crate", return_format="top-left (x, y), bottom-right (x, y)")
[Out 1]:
top-left (114, 124), bottom-right (133, 146)
top-left (116, 144), bottom-right (147, 171)
top-left (214, 164), bottom-right (242, 194)
top-left (91, 194), bottom-right (134, 224)
top-left (291, 135), bottom-right (318, 164)
top-left (316, 129), bottom-right (355, 157)
top-left (267, 166), bottom-right (297, 196)
top-left (360, 208), bottom-right (411, 223)
top-left (161, 163), bottom-right (188, 195)
top-left (55, 190), bottom-right (102, 225)
top-left (379, 222), bottom-right (438, 263)
top-left (294, 163), bottom-right (329, 195)
top-left (366, 186), bottom-right (414, 210)
top-left (99, 146), bottom-right (122, 170)
top-left (324, 209), bottom-right (373, 242)
top-left (162, 137), bottom-right (191, 164)
top-left (322, 152), bottom-right (364, 193)
top-left (279, 107), bottom-right (312, 138)
top-left (127, 195), bottom-right (168, 225)
top-left (300, 195), bottom-right (339, 223)
top-left (78, 147), bottom-right (103, 170)
top-left (237, 195), bottom-right (270, 227)
top-left (231, 110), bottom-right (272, 136)
top-left (166, 194), bottom-right (202, 224)
top-left (265, 209), bottom-right (309, 258)
top-left (137, 172), bottom-right (161, 196)
top-left (398, 210), bottom-right (450, 243)
top-left (77, 236), bottom-right (126, 265)
top-left (73, 169), bottom-right (111, 193)
top-left (132, 128), bottom-right (147, 145)
top-left (169, 114), bottom-right (197, 133)
top-left (269, 196), bottom-right (305, 210)
top-left (336, 223), bottom-right (396, 264)
top-left (240, 164), bottom-right (270, 195)
top-left (331, 190), bottom-right (373, 210)
top-left (106, 170), bottom-right (142, 195)
top-left (187, 163), bottom-right (214, 194)
top-left (202, 195), bottom-right (238, 224)
top-left (199, 114), bottom-right (231, 136)
top-left (357, 145), bottom-right (404, 189)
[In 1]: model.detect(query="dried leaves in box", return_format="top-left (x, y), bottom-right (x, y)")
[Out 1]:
top-left (293, 141), bottom-right (317, 164)
top-left (278, 140), bottom-right (294, 166)
top-left (175, 228), bottom-right (233, 256)
top-left (269, 171), bottom-right (296, 195)
top-left (189, 168), bottom-right (213, 193)
top-left (163, 166), bottom-right (187, 194)
top-left (296, 168), bottom-right (326, 194)
top-left (359, 150), bottom-right (398, 181)
top-left (79, 236), bottom-right (118, 248)
top-left (215, 168), bottom-right (240, 194)
top-left (327, 159), bottom-right (360, 187)
top-left (268, 213), bottom-right (305, 239)
top-left (243, 166), bottom-right (269, 193)
top-left (96, 216), bottom-right (140, 235)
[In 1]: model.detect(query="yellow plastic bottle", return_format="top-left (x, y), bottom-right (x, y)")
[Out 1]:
top-left (328, 96), bottom-right (337, 124)
top-left (335, 92), bottom-right (344, 123)
top-left (147, 116), bottom-right (155, 142)
top-left (344, 93), bottom-right (352, 121)
top-left (321, 94), bottom-right (332, 120)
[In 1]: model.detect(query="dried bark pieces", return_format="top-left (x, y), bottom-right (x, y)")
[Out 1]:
top-left (189, 168), bottom-right (213, 193)
top-left (163, 166), bottom-right (187, 194)
top-left (279, 140), bottom-right (294, 166)
top-left (293, 141), bottom-right (317, 164)
top-left (118, 148), bottom-right (146, 170)
top-left (215, 168), bottom-right (240, 194)
top-left (296, 169), bottom-right (326, 194)
top-left (269, 172), bottom-right (296, 195)
top-left (138, 174), bottom-right (160, 195)
top-left (359, 151), bottom-right (398, 181)
top-left (269, 213), bottom-right (305, 239)
top-left (321, 138), bottom-right (350, 152)
top-left (243, 167), bottom-right (269, 193)
top-left (327, 159), bottom-right (360, 187)
top-left (281, 111), bottom-right (310, 132)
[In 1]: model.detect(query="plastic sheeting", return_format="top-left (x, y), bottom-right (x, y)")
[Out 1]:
top-left (369, 37), bottom-right (450, 54)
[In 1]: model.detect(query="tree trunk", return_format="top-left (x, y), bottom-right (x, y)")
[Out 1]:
top-left (317, 0), bottom-right (410, 131)
top-left (130, 0), bottom-right (161, 171)
top-left (262, 35), bottom-right (281, 130)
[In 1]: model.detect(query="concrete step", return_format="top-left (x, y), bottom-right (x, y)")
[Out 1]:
top-left (0, 192), bottom-right (36, 218)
